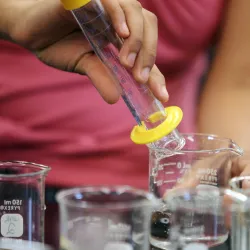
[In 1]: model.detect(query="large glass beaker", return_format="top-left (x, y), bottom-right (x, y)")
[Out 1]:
top-left (148, 133), bottom-right (243, 249)
top-left (0, 161), bottom-right (50, 244)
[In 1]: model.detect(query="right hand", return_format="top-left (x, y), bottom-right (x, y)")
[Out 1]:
top-left (7, 0), bottom-right (168, 104)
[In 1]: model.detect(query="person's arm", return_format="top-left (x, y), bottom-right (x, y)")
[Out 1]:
top-left (198, 0), bottom-right (250, 151)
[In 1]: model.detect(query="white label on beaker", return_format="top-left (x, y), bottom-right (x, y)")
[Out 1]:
top-left (1, 214), bottom-right (23, 237)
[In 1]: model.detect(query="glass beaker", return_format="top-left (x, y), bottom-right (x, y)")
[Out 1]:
top-left (56, 185), bottom-right (158, 250)
top-left (148, 133), bottom-right (243, 249)
top-left (229, 175), bottom-right (250, 250)
top-left (165, 187), bottom-right (248, 250)
top-left (0, 161), bottom-right (50, 243)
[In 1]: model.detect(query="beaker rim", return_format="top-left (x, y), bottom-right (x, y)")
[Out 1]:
top-left (56, 185), bottom-right (159, 209)
top-left (0, 161), bottom-right (51, 178)
top-left (147, 133), bottom-right (243, 155)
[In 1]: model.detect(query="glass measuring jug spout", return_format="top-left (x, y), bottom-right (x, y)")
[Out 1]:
top-left (60, 0), bottom-right (185, 149)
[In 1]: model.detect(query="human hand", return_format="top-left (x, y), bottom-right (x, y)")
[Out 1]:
top-left (7, 0), bottom-right (167, 104)
top-left (229, 153), bottom-right (250, 189)
top-left (164, 152), bottom-right (250, 198)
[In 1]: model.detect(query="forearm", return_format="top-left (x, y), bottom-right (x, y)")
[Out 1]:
top-left (198, 0), bottom-right (250, 150)
top-left (199, 84), bottom-right (250, 149)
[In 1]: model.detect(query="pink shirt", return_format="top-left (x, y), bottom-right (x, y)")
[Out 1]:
top-left (0, 0), bottom-right (224, 189)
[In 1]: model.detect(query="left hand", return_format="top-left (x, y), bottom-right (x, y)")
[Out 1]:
top-left (165, 152), bottom-right (250, 196)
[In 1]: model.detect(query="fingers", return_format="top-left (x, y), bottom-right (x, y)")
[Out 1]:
top-left (36, 30), bottom-right (121, 104)
top-left (147, 65), bottom-right (169, 102)
top-left (231, 155), bottom-right (250, 177)
top-left (76, 53), bottom-right (121, 104)
top-left (119, 2), bottom-right (159, 85)
top-left (229, 154), bottom-right (250, 190)
top-left (101, 0), bottom-right (130, 37)
top-left (131, 9), bottom-right (158, 84)
top-left (118, 0), bottom-right (144, 70)
top-left (102, 0), bottom-right (168, 101)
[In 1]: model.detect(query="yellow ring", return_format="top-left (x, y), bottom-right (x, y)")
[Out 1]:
top-left (130, 106), bottom-right (183, 144)
top-left (60, 0), bottom-right (91, 10)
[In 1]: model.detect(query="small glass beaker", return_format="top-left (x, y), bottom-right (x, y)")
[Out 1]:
top-left (165, 187), bottom-right (248, 250)
top-left (0, 161), bottom-right (50, 243)
top-left (56, 186), bottom-right (158, 250)
top-left (148, 133), bottom-right (243, 249)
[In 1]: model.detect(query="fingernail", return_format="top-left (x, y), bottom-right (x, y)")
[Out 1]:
top-left (121, 22), bottom-right (129, 35)
top-left (141, 67), bottom-right (150, 82)
top-left (160, 85), bottom-right (169, 102)
top-left (127, 53), bottom-right (137, 67)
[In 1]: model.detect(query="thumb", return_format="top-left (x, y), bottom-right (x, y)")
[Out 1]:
top-left (76, 53), bottom-right (121, 104)
top-left (36, 31), bottom-right (120, 104)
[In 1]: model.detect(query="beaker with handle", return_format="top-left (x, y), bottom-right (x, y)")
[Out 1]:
top-left (0, 161), bottom-right (50, 244)
top-left (148, 133), bottom-right (243, 250)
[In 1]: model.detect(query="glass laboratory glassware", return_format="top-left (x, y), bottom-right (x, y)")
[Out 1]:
top-left (149, 133), bottom-right (243, 249)
top-left (0, 161), bottom-right (50, 243)
top-left (229, 175), bottom-right (250, 250)
top-left (56, 185), bottom-right (158, 250)
top-left (166, 187), bottom-right (248, 250)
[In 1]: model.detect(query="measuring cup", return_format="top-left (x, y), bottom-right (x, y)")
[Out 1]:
top-left (148, 133), bottom-right (243, 249)
top-left (56, 185), bottom-right (158, 250)
top-left (165, 187), bottom-right (248, 250)
top-left (0, 161), bottom-right (50, 243)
